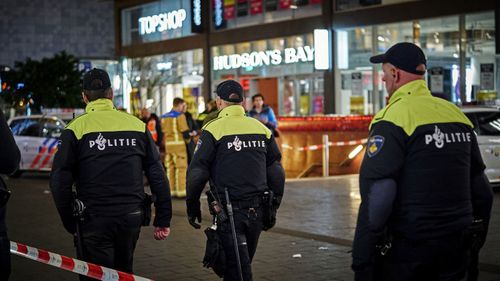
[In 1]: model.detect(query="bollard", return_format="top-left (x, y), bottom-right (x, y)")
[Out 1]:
top-left (322, 134), bottom-right (329, 177)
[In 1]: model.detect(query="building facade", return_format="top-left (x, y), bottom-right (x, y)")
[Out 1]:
top-left (0, 0), bottom-right (123, 107)
top-left (115, 0), bottom-right (498, 116)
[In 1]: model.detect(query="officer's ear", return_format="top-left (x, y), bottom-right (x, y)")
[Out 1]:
top-left (215, 96), bottom-right (223, 110)
top-left (81, 92), bottom-right (89, 105)
top-left (392, 68), bottom-right (400, 82)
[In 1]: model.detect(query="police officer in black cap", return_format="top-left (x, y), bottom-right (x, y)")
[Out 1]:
top-left (186, 80), bottom-right (285, 281)
top-left (50, 68), bottom-right (172, 279)
top-left (351, 43), bottom-right (494, 280)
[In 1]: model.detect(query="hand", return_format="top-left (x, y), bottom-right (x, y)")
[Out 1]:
top-left (154, 227), bottom-right (170, 240)
top-left (188, 210), bottom-right (202, 229)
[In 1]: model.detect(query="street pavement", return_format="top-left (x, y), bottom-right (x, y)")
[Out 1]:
top-left (4, 173), bottom-right (500, 281)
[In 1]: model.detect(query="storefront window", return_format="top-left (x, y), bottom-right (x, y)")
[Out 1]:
top-left (121, 0), bottom-right (194, 46)
top-left (211, 33), bottom-right (324, 116)
top-left (212, 0), bottom-right (322, 30)
top-left (335, 11), bottom-right (496, 115)
top-left (336, 26), bottom-right (376, 115)
top-left (465, 11), bottom-right (496, 104)
top-left (123, 49), bottom-right (204, 117)
top-left (417, 16), bottom-right (459, 102)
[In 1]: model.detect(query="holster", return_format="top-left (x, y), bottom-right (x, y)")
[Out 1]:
top-left (142, 193), bottom-right (153, 226)
top-left (262, 190), bottom-right (280, 231)
top-left (463, 219), bottom-right (486, 252)
top-left (371, 228), bottom-right (392, 280)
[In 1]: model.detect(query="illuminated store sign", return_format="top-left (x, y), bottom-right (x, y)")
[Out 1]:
top-left (191, 0), bottom-right (203, 33)
top-left (139, 9), bottom-right (187, 35)
top-left (213, 46), bottom-right (314, 71)
top-left (193, 0), bottom-right (201, 26)
top-left (213, 0), bottom-right (225, 29)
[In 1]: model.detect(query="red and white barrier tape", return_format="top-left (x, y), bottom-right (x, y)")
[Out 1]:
top-left (282, 138), bottom-right (367, 151)
top-left (10, 241), bottom-right (154, 281)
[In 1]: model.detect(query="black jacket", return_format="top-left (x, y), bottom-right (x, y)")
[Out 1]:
top-left (186, 105), bottom-right (285, 216)
top-left (0, 109), bottom-right (21, 233)
top-left (50, 99), bottom-right (172, 234)
top-left (352, 80), bottom-right (494, 270)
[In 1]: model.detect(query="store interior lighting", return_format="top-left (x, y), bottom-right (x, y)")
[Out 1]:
top-left (314, 29), bottom-right (331, 70)
top-left (336, 30), bottom-right (348, 69)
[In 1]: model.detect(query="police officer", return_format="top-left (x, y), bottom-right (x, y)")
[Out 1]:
top-left (351, 43), bottom-right (494, 280)
top-left (0, 108), bottom-right (21, 280)
top-left (186, 80), bottom-right (285, 281)
top-left (50, 68), bottom-right (172, 279)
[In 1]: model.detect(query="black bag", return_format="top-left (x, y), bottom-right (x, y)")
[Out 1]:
top-left (203, 227), bottom-right (225, 277)
top-left (0, 177), bottom-right (11, 208)
top-left (141, 193), bottom-right (153, 226)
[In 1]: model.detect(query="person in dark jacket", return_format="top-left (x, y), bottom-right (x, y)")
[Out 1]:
top-left (181, 103), bottom-right (199, 164)
top-left (351, 43), bottom-right (494, 281)
top-left (186, 80), bottom-right (285, 281)
top-left (197, 99), bottom-right (217, 129)
top-left (50, 69), bottom-right (172, 279)
top-left (0, 108), bottom-right (21, 280)
top-left (248, 93), bottom-right (278, 137)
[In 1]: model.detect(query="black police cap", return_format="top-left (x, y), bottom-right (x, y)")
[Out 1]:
top-left (370, 42), bottom-right (427, 75)
top-left (215, 80), bottom-right (243, 103)
top-left (82, 68), bottom-right (112, 91)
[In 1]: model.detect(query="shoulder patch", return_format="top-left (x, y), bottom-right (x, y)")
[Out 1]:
top-left (366, 135), bottom-right (384, 157)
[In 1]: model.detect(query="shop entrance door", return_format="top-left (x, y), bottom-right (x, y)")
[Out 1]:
top-left (252, 78), bottom-right (279, 115)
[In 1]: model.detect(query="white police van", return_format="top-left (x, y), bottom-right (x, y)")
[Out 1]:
top-left (8, 115), bottom-right (66, 177)
top-left (462, 106), bottom-right (500, 186)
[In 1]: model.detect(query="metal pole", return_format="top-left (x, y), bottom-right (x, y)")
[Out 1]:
top-left (322, 134), bottom-right (329, 177)
top-left (224, 188), bottom-right (244, 281)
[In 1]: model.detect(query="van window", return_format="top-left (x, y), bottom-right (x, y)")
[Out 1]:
top-left (9, 118), bottom-right (42, 137)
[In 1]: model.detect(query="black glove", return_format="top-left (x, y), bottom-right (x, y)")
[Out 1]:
top-left (188, 209), bottom-right (202, 229)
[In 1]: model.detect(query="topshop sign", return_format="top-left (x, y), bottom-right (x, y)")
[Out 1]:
top-left (139, 9), bottom-right (187, 35)
top-left (213, 46), bottom-right (315, 71)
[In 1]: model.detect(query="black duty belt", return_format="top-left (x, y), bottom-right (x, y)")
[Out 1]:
top-left (225, 197), bottom-right (262, 210)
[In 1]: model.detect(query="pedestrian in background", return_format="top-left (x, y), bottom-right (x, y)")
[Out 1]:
top-left (197, 99), bottom-right (217, 128)
top-left (351, 43), bottom-right (493, 281)
top-left (141, 107), bottom-right (164, 150)
top-left (161, 98), bottom-right (195, 197)
top-left (180, 102), bottom-right (199, 164)
top-left (248, 94), bottom-right (279, 137)
top-left (50, 68), bottom-right (172, 279)
top-left (0, 108), bottom-right (21, 281)
top-left (186, 80), bottom-right (285, 281)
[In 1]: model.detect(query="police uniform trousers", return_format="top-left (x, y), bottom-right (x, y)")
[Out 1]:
top-left (385, 233), bottom-right (468, 281)
top-left (217, 205), bottom-right (263, 281)
top-left (165, 143), bottom-right (187, 198)
top-left (0, 207), bottom-right (10, 281)
top-left (78, 211), bottom-right (142, 281)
